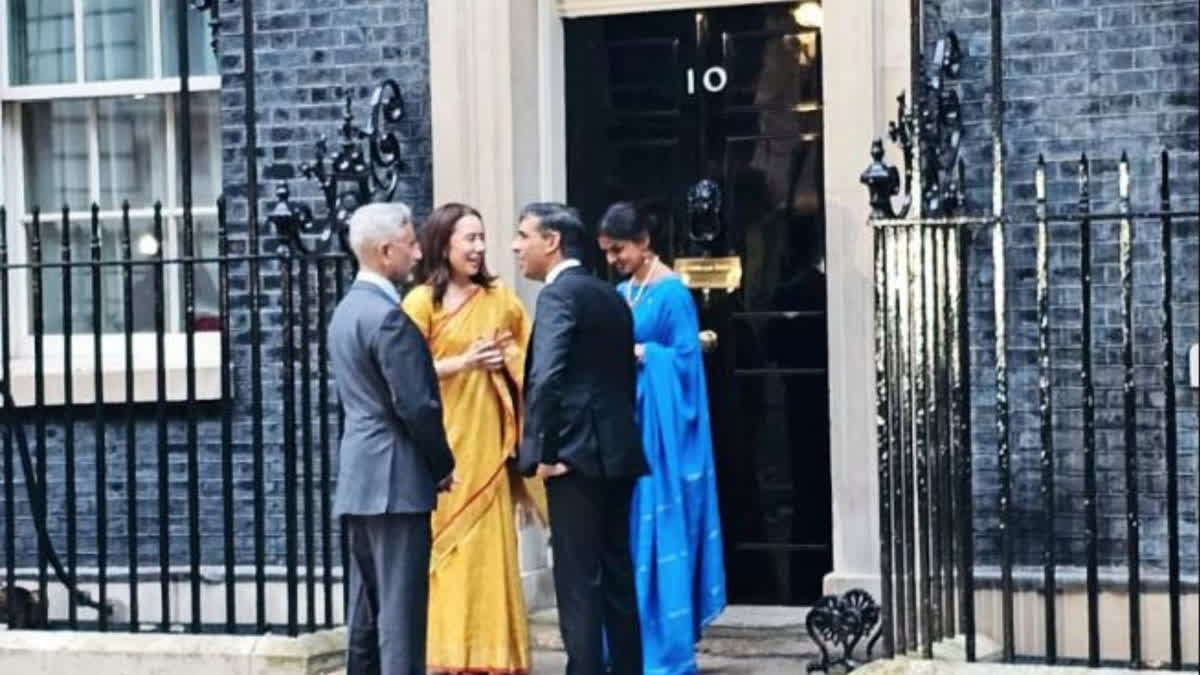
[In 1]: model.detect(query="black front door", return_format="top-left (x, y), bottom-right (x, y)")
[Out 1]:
top-left (564, 2), bottom-right (831, 605)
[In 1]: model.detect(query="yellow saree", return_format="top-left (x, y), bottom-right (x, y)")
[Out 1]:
top-left (402, 281), bottom-right (547, 674)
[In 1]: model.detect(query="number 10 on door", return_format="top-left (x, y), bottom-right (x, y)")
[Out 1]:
top-left (686, 66), bottom-right (728, 94)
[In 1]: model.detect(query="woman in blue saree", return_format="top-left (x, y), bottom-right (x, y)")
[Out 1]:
top-left (597, 201), bottom-right (727, 674)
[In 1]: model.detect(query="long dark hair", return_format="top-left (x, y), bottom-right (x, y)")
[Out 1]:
top-left (414, 202), bottom-right (496, 306)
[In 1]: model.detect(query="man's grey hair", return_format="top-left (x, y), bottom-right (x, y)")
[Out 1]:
top-left (347, 202), bottom-right (414, 258)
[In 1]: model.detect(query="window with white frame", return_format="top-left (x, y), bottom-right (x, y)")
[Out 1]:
top-left (2, 0), bottom-right (222, 348)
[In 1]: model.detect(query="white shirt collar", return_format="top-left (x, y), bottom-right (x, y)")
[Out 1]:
top-left (355, 269), bottom-right (401, 305)
top-left (546, 258), bottom-right (581, 285)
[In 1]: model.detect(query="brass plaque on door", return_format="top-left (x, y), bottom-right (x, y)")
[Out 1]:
top-left (675, 256), bottom-right (742, 291)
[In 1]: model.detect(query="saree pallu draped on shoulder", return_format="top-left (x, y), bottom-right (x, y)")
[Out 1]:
top-left (402, 282), bottom-right (547, 673)
top-left (624, 276), bottom-right (727, 675)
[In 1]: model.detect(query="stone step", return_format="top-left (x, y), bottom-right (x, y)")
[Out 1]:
top-left (328, 607), bottom-right (824, 673)
top-left (529, 606), bottom-right (820, 661)
top-left (531, 649), bottom-right (808, 673)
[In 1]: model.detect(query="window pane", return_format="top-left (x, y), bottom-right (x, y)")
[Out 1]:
top-left (177, 215), bottom-right (221, 333)
top-left (175, 92), bottom-right (222, 207)
top-left (27, 218), bottom-right (90, 335)
top-left (26, 215), bottom-right (223, 335)
top-left (162, 0), bottom-right (218, 77)
top-left (83, 0), bottom-right (153, 81)
top-left (97, 96), bottom-right (168, 210)
top-left (26, 217), bottom-right (161, 335)
top-left (7, 0), bottom-right (76, 85)
top-left (22, 100), bottom-right (90, 212)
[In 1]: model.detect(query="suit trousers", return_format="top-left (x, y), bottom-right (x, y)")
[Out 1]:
top-left (344, 513), bottom-right (432, 675)
top-left (547, 473), bottom-right (643, 675)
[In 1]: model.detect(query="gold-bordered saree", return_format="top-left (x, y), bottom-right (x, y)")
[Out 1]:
top-left (402, 281), bottom-right (547, 674)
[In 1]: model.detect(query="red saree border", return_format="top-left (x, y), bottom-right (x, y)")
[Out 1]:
top-left (431, 458), bottom-right (508, 547)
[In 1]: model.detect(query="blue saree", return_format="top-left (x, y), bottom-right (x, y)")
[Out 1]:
top-left (621, 275), bottom-right (727, 675)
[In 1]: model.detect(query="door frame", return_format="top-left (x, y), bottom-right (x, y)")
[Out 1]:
top-left (426, 0), bottom-right (913, 602)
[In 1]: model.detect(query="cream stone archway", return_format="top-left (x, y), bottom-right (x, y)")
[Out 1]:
top-left (427, 0), bottom-right (911, 607)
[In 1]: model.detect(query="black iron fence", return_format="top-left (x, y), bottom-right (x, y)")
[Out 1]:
top-left (0, 0), bottom-right (414, 634)
top-left (872, 152), bottom-right (1199, 669)
top-left (865, 0), bottom-right (1200, 669)
top-left (0, 199), bottom-right (356, 636)
top-left (0, 0), bottom-right (417, 636)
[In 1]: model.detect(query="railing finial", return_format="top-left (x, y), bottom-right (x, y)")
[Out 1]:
top-left (861, 140), bottom-right (901, 219)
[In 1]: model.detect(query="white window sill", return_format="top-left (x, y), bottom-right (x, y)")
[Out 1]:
top-left (0, 76), bottom-right (222, 101)
top-left (1190, 343), bottom-right (1198, 388)
top-left (4, 333), bottom-right (225, 407)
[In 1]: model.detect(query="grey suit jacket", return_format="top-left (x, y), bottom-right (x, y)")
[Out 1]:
top-left (329, 281), bottom-right (455, 517)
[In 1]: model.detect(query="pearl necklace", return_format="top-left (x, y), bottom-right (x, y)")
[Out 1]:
top-left (624, 256), bottom-right (661, 309)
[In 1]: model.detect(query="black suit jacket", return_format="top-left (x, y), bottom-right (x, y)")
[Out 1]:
top-left (519, 266), bottom-right (649, 479)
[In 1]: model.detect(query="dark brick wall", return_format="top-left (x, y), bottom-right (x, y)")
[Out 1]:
top-left (929, 0), bottom-right (1200, 573)
top-left (5, 0), bottom-right (1196, 600)
top-left (216, 0), bottom-right (433, 569)
top-left (3, 407), bottom-right (237, 569)
top-left (0, 0), bottom-right (433, 577)
top-left (220, 0), bottom-right (433, 221)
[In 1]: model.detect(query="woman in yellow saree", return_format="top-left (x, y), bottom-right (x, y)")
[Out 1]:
top-left (403, 203), bottom-right (547, 674)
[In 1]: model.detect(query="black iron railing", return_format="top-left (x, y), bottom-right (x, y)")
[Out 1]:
top-left (864, 0), bottom-right (1199, 671)
top-left (871, 151), bottom-right (1199, 671)
top-left (0, 200), bottom-right (355, 636)
top-left (0, 0), bottom-right (415, 635)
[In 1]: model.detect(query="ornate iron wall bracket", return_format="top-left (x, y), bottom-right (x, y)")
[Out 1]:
top-left (188, 0), bottom-right (219, 56)
top-left (269, 79), bottom-right (408, 257)
top-left (862, 32), bottom-right (965, 219)
top-left (919, 33), bottom-right (964, 215)
top-left (805, 588), bottom-right (883, 672)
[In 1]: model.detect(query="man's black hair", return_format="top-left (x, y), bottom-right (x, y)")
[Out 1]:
top-left (519, 202), bottom-right (588, 261)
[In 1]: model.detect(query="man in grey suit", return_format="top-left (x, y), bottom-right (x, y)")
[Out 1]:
top-left (329, 202), bottom-right (456, 675)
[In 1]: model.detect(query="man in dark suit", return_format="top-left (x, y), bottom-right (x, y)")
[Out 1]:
top-left (512, 202), bottom-right (649, 675)
top-left (328, 202), bottom-right (455, 675)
